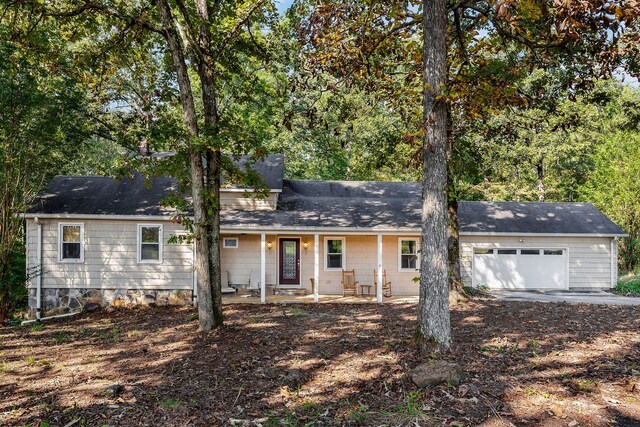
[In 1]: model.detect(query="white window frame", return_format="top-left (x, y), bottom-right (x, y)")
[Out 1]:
top-left (324, 236), bottom-right (345, 271)
top-left (58, 222), bottom-right (85, 263)
top-left (223, 237), bottom-right (239, 249)
top-left (398, 238), bottom-right (419, 272)
top-left (137, 224), bottom-right (163, 264)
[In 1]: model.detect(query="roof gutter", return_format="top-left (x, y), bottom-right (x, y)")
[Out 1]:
top-left (459, 231), bottom-right (629, 238)
top-left (220, 227), bottom-right (422, 236)
top-left (23, 213), bottom-right (178, 221)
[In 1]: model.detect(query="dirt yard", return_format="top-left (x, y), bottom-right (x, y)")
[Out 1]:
top-left (1, 299), bottom-right (639, 426)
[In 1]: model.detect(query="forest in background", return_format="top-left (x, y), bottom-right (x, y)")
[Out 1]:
top-left (1, 1), bottom-right (639, 315)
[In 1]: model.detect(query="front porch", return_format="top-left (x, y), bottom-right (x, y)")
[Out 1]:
top-left (219, 232), bottom-right (421, 304)
top-left (222, 293), bottom-right (419, 304)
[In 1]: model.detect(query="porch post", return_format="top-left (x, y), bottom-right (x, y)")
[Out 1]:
top-left (314, 233), bottom-right (319, 303)
top-left (260, 233), bottom-right (266, 303)
top-left (377, 234), bottom-right (383, 303)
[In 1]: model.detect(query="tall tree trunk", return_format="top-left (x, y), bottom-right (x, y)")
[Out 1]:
top-left (537, 159), bottom-right (545, 202)
top-left (194, 0), bottom-right (224, 328)
top-left (416, 0), bottom-right (451, 352)
top-left (448, 197), bottom-right (467, 305)
top-left (0, 252), bottom-right (11, 322)
top-left (446, 111), bottom-right (467, 306)
top-left (207, 151), bottom-right (223, 327)
top-left (157, 0), bottom-right (214, 331)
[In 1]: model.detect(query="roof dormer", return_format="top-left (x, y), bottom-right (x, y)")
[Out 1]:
top-left (220, 154), bottom-right (284, 211)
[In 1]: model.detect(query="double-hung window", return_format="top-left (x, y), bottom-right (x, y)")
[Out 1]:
top-left (325, 237), bottom-right (345, 270)
top-left (59, 223), bottom-right (84, 262)
top-left (398, 238), bottom-right (419, 271)
top-left (138, 224), bottom-right (163, 263)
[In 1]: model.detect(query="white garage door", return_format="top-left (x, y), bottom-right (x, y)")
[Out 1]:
top-left (473, 248), bottom-right (567, 289)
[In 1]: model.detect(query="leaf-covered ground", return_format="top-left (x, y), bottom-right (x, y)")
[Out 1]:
top-left (1, 300), bottom-right (639, 426)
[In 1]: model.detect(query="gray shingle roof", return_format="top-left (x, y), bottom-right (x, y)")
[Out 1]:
top-left (458, 201), bottom-right (626, 236)
top-left (221, 180), bottom-right (422, 229)
top-left (27, 154), bottom-right (284, 216)
top-left (227, 154), bottom-right (284, 191)
top-left (27, 173), bottom-right (626, 236)
top-left (27, 175), bottom-right (179, 216)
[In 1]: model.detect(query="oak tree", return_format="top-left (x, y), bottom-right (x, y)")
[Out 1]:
top-left (298, 0), bottom-right (640, 350)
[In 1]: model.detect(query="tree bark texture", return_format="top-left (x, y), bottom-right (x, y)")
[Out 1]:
top-left (416, 0), bottom-right (452, 352)
top-left (194, 0), bottom-right (224, 328)
top-left (448, 197), bottom-right (467, 305)
top-left (157, 0), bottom-right (215, 332)
top-left (446, 110), bottom-right (467, 306)
top-left (537, 160), bottom-right (545, 202)
top-left (207, 152), bottom-right (223, 327)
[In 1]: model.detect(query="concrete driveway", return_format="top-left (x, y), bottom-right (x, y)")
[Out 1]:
top-left (490, 290), bottom-right (640, 305)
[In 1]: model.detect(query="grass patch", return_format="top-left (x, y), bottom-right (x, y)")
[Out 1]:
top-left (263, 412), bottom-right (299, 426)
top-left (464, 285), bottom-right (490, 297)
top-left (30, 323), bottom-right (43, 332)
top-left (53, 332), bottom-right (71, 344)
top-left (159, 398), bottom-right (180, 409)
top-left (614, 275), bottom-right (640, 296)
top-left (112, 326), bottom-right (122, 342)
top-left (288, 307), bottom-right (302, 316)
top-left (378, 390), bottom-right (431, 425)
top-left (575, 378), bottom-right (598, 392)
top-left (0, 361), bottom-right (12, 375)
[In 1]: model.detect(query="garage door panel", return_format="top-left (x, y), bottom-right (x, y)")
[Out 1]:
top-left (473, 248), bottom-right (567, 289)
top-left (474, 253), bottom-right (523, 289)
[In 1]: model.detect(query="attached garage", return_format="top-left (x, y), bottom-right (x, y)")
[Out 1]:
top-left (457, 202), bottom-right (627, 290)
top-left (472, 247), bottom-right (567, 289)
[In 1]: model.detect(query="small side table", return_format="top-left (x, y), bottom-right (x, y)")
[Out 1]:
top-left (359, 284), bottom-right (373, 295)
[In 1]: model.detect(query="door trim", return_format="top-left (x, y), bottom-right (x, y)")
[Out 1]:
top-left (277, 237), bottom-right (301, 286)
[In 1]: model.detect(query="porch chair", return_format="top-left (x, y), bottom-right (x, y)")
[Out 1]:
top-left (247, 270), bottom-right (261, 297)
top-left (373, 269), bottom-right (393, 297)
top-left (221, 270), bottom-right (237, 294)
top-left (382, 269), bottom-right (392, 297)
top-left (342, 269), bottom-right (359, 296)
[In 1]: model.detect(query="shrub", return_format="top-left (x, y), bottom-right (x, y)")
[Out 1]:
top-left (614, 276), bottom-right (640, 296)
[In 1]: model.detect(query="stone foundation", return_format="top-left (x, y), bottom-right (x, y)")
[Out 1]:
top-left (272, 288), bottom-right (308, 296)
top-left (28, 288), bottom-right (194, 318)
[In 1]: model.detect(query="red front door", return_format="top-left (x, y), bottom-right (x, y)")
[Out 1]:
top-left (279, 238), bottom-right (300, 285)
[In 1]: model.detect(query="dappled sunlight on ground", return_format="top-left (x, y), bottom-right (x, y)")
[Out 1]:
top-left (1, 301), bottom-right (639, 425)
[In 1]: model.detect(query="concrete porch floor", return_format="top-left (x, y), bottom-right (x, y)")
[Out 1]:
top-left (222, 294), bottom-right (419, 304)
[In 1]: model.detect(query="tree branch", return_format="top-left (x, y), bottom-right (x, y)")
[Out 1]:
top-left (211, 0), bottom-right (268, 62)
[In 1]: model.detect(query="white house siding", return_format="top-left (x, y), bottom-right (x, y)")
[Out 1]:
top-left (220, 234), bottom-right (277, 285)
top-left (220, 191), bottom-right (278, 210)
top-left (221, 233), bottom-right (421, 296)
top-left (459, 235), bottom-right (614, 289)
top-left (382, 236), bottom-right (421, 296)
top-left (26, 219), bottom-right (193, 290)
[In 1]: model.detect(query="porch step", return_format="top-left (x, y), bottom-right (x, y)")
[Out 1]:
top-left (272, 288), bottom-right (307, 297)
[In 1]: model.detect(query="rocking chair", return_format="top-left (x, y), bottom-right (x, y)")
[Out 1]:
top-left (373, 268), bottom-right (392, 297)
top-left (341, 269), bottom-right (358, 296)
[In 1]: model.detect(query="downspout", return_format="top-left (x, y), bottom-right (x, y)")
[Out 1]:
top-left (34, 217), bottom-right (42, 321)
top-left (610, 238), bottom-right (617, 289)
top-left (192, 239), bottom-right (197, 306)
